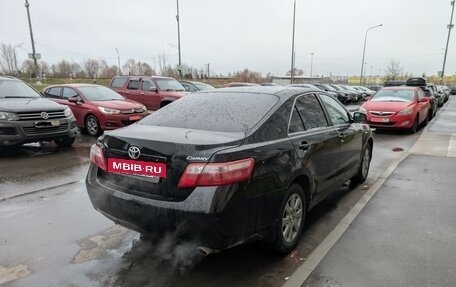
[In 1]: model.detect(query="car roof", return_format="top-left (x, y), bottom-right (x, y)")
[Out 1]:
top-left (45, 83), bottom-right (102, 89)
top-left (179, 80), bottom-right (207, 84)
top-left (198, 86), bottom-right (319, 101)
top-left (0, 76), bottom-right (20, 81)
top-left (381, 86), bottom-right (419, 90)
top-left (113, 75), bottom-right (175, 80)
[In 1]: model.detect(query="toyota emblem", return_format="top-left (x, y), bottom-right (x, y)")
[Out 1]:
top-left (41, 112), bottom-right (49, 119)
top-left (128, 146), bottom-right (141, 159)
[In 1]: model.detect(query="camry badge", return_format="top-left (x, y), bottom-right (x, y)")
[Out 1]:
top-left (41, 112), bottom-right (49, 119)
top-left (128, 146), bottom-right (141, 159)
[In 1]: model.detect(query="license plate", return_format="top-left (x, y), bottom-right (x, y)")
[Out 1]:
top-left (129, 115), bottom-right (141, 121)
top-left (371, 117), bottom-right (389, 123)
top-left (35, 120), bottom-right (60, 128)
top-left (107, 158), bottom-right (166, 178)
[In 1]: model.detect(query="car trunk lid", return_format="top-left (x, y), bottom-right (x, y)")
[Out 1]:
top-left (98, 124), bottom-right (245, 200)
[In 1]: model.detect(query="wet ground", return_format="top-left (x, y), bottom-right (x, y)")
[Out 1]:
top-left (302, 97), bottom-right (456, 287)
top-left (0, 121), bottom-right (421, 287)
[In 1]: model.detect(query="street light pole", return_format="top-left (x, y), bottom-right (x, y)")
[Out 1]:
top-left (115, 48), bottom-right (121, 75)
top-left (13, 43), bottom-right (24, 75)
top-left (24, 0), bottom-right (40, 84)
top-left (360, 24), bottom-right (383, 85)
top-left (310, 52), bottom-right (314, 79)
top-left (290, 0), bottom-right (297, 84)
top-left (440, 0), bottom-right (455, 84)
top-left (176, 0), bottom-right (182, 79)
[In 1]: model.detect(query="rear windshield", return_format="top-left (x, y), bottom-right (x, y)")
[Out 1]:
top-left (371, 89), bottom-right (415, 102)
top-left (140, 92), bottom-right (279, 132)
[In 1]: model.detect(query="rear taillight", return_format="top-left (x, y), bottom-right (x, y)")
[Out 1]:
top-left (90, 144), bottom-right (107, 171)
top-left (178, 158), bottom-right (255, 188)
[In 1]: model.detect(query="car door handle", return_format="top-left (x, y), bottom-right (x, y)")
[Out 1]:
top-left (338, 133), bottom-right (346, 142)
top-left (140, 92), bottom-right (145, 95)
top-left (298, 141), bottom-right (309, 150)
top-left (126, 91), bottom-right (129, 95)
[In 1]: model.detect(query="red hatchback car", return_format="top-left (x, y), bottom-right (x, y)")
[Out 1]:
top-left (43, 84), bottom-right (149, 136)
top-left (359, 86), bottom-right (431, 133)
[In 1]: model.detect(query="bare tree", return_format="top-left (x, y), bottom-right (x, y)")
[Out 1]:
top-left (385, 60), bottom-right (402, 80)
top-left (56, 60), bottom-right (72, 77)
top-left (122, 59), bottom-right (135, 75)
top-left (83, 59), bottom-right (100, 78)
top-left (71, 62), bottom-right (84, 78)
top-left (286, 68), bottom-right (304, 77)
top-left (123, 59), bottom-right (156, 75)
top-left (21, 59), bottom-right (48, 77)
top-left (155, 51), bottom-right (169, 75)
top-left (0, 43), bottom-right (18, 74)
top-left (233, 68), bottom-right (262, 82)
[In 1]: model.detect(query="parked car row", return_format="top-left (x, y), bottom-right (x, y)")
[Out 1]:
top-left (289, 83), bottom-right (375, 103)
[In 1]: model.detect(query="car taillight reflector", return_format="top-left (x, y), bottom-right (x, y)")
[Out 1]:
top-left (178, 158), bottom-right (255, 188)
top-left (90, 144), bottom-right (107, 171)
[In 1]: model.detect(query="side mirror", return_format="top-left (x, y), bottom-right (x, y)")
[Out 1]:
top-left (353, 112), bottom-right (366, 123)
top-left (419, 97), bottom-right (429, 102)
top-left (150, 87), bottom-right (158, 93)
top-left (364, 96), bottom-right (371, 101)
top-left (68, 96), bottom-right (82, 104)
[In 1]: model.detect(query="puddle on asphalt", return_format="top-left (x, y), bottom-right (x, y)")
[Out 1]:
top-left (73, 226), bottom-right (129, 264)
top-left (0, 264), bottom-right (31, 285)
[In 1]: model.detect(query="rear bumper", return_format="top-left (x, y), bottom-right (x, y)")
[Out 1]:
top-left (85, 164), bottom-right (256, 250)
top-left (0, 117), bottom-right (78, 146)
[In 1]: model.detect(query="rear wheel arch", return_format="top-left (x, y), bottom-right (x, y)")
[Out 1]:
top-left (291, 175), bottom-right (311, 211)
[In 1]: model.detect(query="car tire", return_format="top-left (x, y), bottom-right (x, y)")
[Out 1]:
top-left (351, 143), bottom-right (372, 184)
top-left (420, 112), bottom-right (429, 128)
top-left (54, 136), bottom-right (75, 147)
top-left (273, 184), bottom-right (306, 254)
top-left (85, 115), bottom-right (101, 136)
top-left (409, 116), bottom-right (419, 134)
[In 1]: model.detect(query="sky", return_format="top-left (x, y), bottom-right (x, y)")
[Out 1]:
top-left (0, 0), bottom-right (455, 77)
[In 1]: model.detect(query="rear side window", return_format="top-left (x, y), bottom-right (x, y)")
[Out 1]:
top-left (110, 77), bottom-right (128, 88)
top-left (289, 94), bottom-right (328, 133)
top-left (140, 92), bottom-right (279, 132)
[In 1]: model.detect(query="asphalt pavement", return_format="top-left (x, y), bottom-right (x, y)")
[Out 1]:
top-left (286, 96), bottom-right (456, 287)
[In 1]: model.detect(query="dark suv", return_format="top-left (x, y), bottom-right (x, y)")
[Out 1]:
top-left (109, 76), bottom-right (187, 111)
top-left (0, 77), bottom-right (78, 148)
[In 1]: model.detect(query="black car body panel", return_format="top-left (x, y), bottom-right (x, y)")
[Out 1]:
top-left (86, 87), bottom-right (373, 251)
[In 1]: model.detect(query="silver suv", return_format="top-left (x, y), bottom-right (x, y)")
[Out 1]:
top-left (0, 77), bottom-right (78, 148)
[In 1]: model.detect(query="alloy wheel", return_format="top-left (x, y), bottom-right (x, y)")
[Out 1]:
top-left (282, 194), bottom-right (303, 244)
top-left (86, 116), bottom-right (99, 136)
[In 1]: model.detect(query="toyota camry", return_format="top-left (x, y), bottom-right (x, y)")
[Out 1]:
top-left (86, 86), bottom-right (373, 255)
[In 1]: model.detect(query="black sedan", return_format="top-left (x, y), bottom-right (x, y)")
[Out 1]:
top-left (86, 87), bottom-right (373, 255)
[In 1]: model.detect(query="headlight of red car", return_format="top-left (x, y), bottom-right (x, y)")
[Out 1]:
top-left (398, 108), bottom-right (413, 115)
